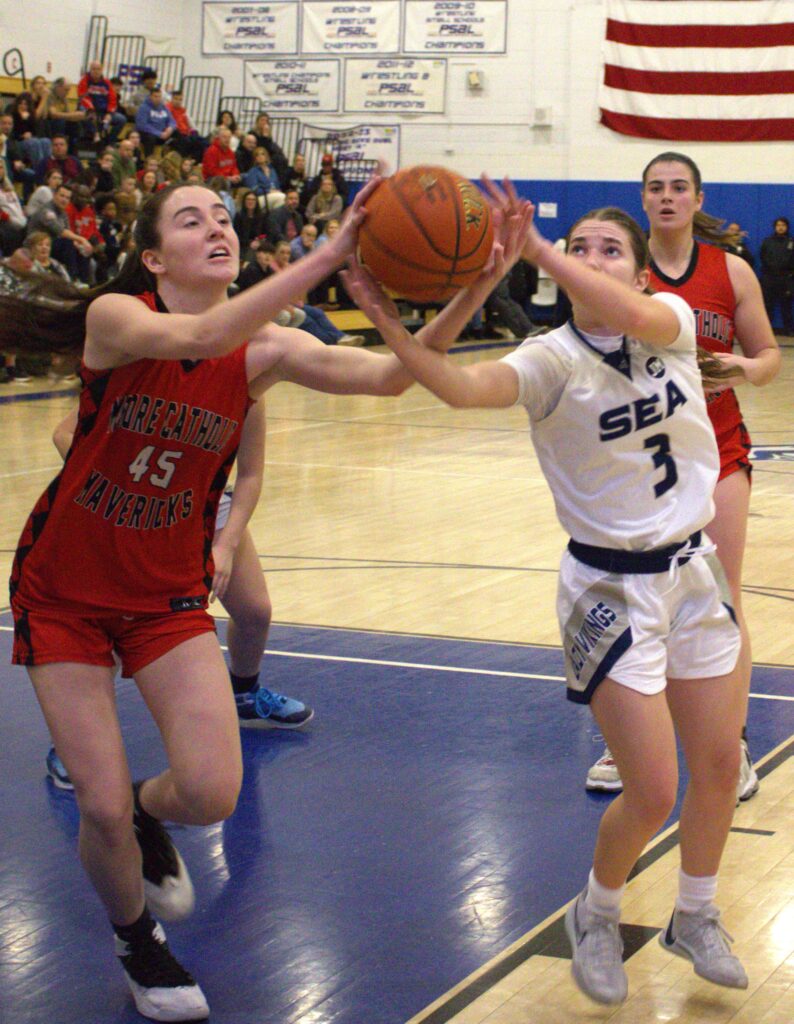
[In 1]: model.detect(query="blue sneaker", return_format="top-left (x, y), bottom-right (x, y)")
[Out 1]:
top-left (235, 687), bottom-right (314, 730)
top-left (46, 747), bottom-right (74, 791)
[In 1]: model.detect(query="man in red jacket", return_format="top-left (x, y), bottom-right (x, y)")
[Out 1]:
top-left (201, 126), bottom-right (241, 186)
top-left (77, 60), bottom-right (126, 143)
top-left (165, 89), bottom-right (207, 162)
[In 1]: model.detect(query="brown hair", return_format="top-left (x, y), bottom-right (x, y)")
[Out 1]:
top-left (641, 151), bottom-right (740, 247)
top-left (0, 184), bottom-right (213, 356)
top-left (567, 206), bottom-right (650, 271)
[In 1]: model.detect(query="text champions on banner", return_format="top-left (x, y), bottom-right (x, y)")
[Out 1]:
top-left (344, 58), bottom-right (447, 112)
top-left (302, 2), bottom-right (401, 54)
top-left (202, 1), bottom-right (299, 56)
top-left (244, 59), bottom-right (341, 111)
top-left (404, 0), bottom-right (507, 54)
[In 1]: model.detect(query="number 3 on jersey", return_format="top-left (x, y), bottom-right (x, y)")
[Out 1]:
top-left (128, 446), bottom-right (183, 489)
top-left (644, 433), bottom-right (678, 498)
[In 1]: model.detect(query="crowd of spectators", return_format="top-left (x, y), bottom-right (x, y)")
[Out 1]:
top-left (1, 63), bottom-right (362, 377)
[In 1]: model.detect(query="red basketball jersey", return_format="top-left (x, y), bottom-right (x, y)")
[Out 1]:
top-left (649, 241), bottom-right (741, 435)
top-left (11, 293), bottom-right (252, 616)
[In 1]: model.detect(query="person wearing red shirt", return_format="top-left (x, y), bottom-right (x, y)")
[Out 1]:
top-left (77, 60), bottom-right (126, 143)
top-left (36, 134), bottom-right (82, 184)
top-left (66, 183), bottom-right (105, 283)
top-left (166, 89), bottom-right (207, 163)
top-left (201, 126), bottom-right (241, 186)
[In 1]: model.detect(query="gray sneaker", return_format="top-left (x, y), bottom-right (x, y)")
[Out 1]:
top-left (736, 739), bottom-right (759, 804)
top-left (659, 904), bottom-right (748, 989)
top-left (564, 889), bottom-right (628, 1005)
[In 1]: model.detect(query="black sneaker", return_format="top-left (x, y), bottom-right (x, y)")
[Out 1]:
top-left (6, 365), bottom-right (32, 383)
top-left (116, 921), bottom-right (209, 1021)
top-left (133, 783), bottom-right (195, 922)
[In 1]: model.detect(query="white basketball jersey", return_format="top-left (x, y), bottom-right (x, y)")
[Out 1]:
top-left (502, 293), bottom-right (718, 550)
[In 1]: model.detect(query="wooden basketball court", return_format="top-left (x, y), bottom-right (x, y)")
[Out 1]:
top-left (0, 338), bottom-right (792, 1024)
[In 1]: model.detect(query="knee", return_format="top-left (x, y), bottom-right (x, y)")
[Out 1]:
top-left (77, 785), bottom-right (135, 846)
top-left (233, 597), bottom-right (272, 636)
top-left (176, 766), bottom-right (242, 825)
top-left (693, 742), bottom-right (741, 795)
top-left (624, 772), bottom-right (678, 831)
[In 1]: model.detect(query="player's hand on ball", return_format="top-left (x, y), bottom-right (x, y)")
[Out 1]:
top-left (341, 257), bottom-right (402, 336)
top-left (332, 175), bottom-right (383, 261)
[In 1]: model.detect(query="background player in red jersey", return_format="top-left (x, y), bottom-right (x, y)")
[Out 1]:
top-left (586, 153), bottom-right (780, 802)
top-left (1, 180), bottom-right (526, 1022)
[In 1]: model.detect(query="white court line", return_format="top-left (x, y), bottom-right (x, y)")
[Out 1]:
top-left (0, 465), bottom-right (61, 479)
top-left (1, 626), bottom-right (793, 698)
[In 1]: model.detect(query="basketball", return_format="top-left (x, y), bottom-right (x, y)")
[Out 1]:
top-left (358, 165), bottom-right (493, 303)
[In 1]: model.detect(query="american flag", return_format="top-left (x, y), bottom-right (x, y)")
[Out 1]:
top-left (599, 0), bottom-right (794, 142)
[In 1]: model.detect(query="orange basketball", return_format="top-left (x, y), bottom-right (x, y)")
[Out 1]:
top-left (358, 165), bottom-right (493, 303)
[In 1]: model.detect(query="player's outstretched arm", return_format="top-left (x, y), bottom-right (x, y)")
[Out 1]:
top-left (86, 178), bottom-right (381, 367)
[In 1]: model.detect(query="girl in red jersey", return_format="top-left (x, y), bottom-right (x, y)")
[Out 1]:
top-left (1, 181), bottom-right (526, 1022)
top-left (586, 153), bottom-right (780, 804)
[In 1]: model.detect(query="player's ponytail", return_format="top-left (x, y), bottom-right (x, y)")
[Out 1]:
top-left (0, 184), bottom-right (212, 356)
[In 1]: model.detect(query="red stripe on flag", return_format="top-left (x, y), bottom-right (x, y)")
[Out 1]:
top-left (606, 19), bottom-right (794, 48)
top-left (604, 65), bottom-right (794, 95)
top-left (600, 108), bottom-right (794, 142)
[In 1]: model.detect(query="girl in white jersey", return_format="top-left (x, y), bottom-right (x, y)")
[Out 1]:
top-left (342, 182), bottom-right (747, 1006)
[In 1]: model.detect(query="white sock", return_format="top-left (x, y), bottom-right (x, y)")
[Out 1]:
top-left (676, 869), bottom-right (718, 914)
top-left (585, 868), bottom-right (624, 919)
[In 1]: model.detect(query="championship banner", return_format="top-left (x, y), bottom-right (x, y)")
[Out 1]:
top-left (244, 59), bottom-right (341, 112)
top-left (403, 0), bottom-right (507, 53)
top-left (301, 121), bottom-right (401, 167)
top-left (202, 2), bottom-right (299, 56)
top-left (302, 1), bottom-right (401, 54)
top-left (344, 58), bottom-right (446, 113)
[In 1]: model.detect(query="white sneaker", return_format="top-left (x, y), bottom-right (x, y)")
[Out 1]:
top-left (564, 889), bottom-right (628, 1005)
top-left (586, 747), bottom-right (623, 793)
top-left (338, 333), bottom-right (365, 346)
top-left (736, 739), bottom-right (759, 804)
top-left (116, 922), bottom-right (210, 1021)
top-left (659, 904), bottom-right (748, 989)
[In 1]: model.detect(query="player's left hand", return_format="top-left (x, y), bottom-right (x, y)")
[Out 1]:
top-left (478, 176), bottom-right (534, 280)
top-left (210, 541), bottom-right (235, 602)
top-left (700, 350), bottom-right (750, 392)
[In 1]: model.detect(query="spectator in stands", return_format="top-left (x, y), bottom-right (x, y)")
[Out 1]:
top-left (7, 92), bottom-right (52, 167)
top-left (202, 126), bottom-right (241, 186)
top-left (166, 89), bottom-right (206, 162)
top-left (37, 134), bottom-right (82, 184)
top-left (283, 151), bottom-right (307, 198)
top-left (485, 273), bottom-right (546, 340)
top-left (236, 242), bottom-right (276, 292)
top-left (77, 60), bottom-right (126, 143)
top-left (90, 148), bottom-right (116, 195)
top-left (125, 130), bottom-right (146, 170)
top-left (65, 182), bottom-right (105, 283)
top-left (760, 217), bottom-right (794, 336)
top-left (0, 112), bottom-right (37, 200)
top-left (0, 160), bottom-right (27, 255)
top-left (111, 138), bottom-right (137, 189)
top-left (215, 110), bottom-right (242, 150)
top-left (242, 146), bottom-right (280, 200)
top-left (269, 239), bottom-right (363, 345)
top-left (29, 76), bottom-right (50, 122)
top-left (235, 133), bottom-right (258, 175)
top-left (42, 77), bottom-right (86, 153)
top-left (136, 156), bottom-right (166, 187)
top-left (108, 76), bottom-right (130, 121)
top-left (135, 86), bottom-right (176, 155)
top-left (290, 222), bottom-right (318, 262)
top-left (315, 218), bottom-right (350, 308)
top-left (233, 189), bottom-right (268, 259)
top-left (250, 111), bottom-right (289, 186)
top-left (26, 168), bottom-right (63, 218)
top-left (267, 187), bottom-right (303, 242)
top-left (724, 222), bottom-right (755, 270)
top-left (138, 169), bottom-right (160, 203)
top-left (95, 194), bottom-right (123, 280)
top-left (113, 175), bottom-right (139, 227)
top-left (305, 176), bottom-right (343, 233)
top-left (27, 182), bottom-right (92, 280)
top-left (26, 229), bottom-right (71, 281)
top-left (207, 175), bottom-right (236, 220)
top-left (302, 153), bottom-right (348, 209)
top-left (126, 68), bottom-right (158, 121)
